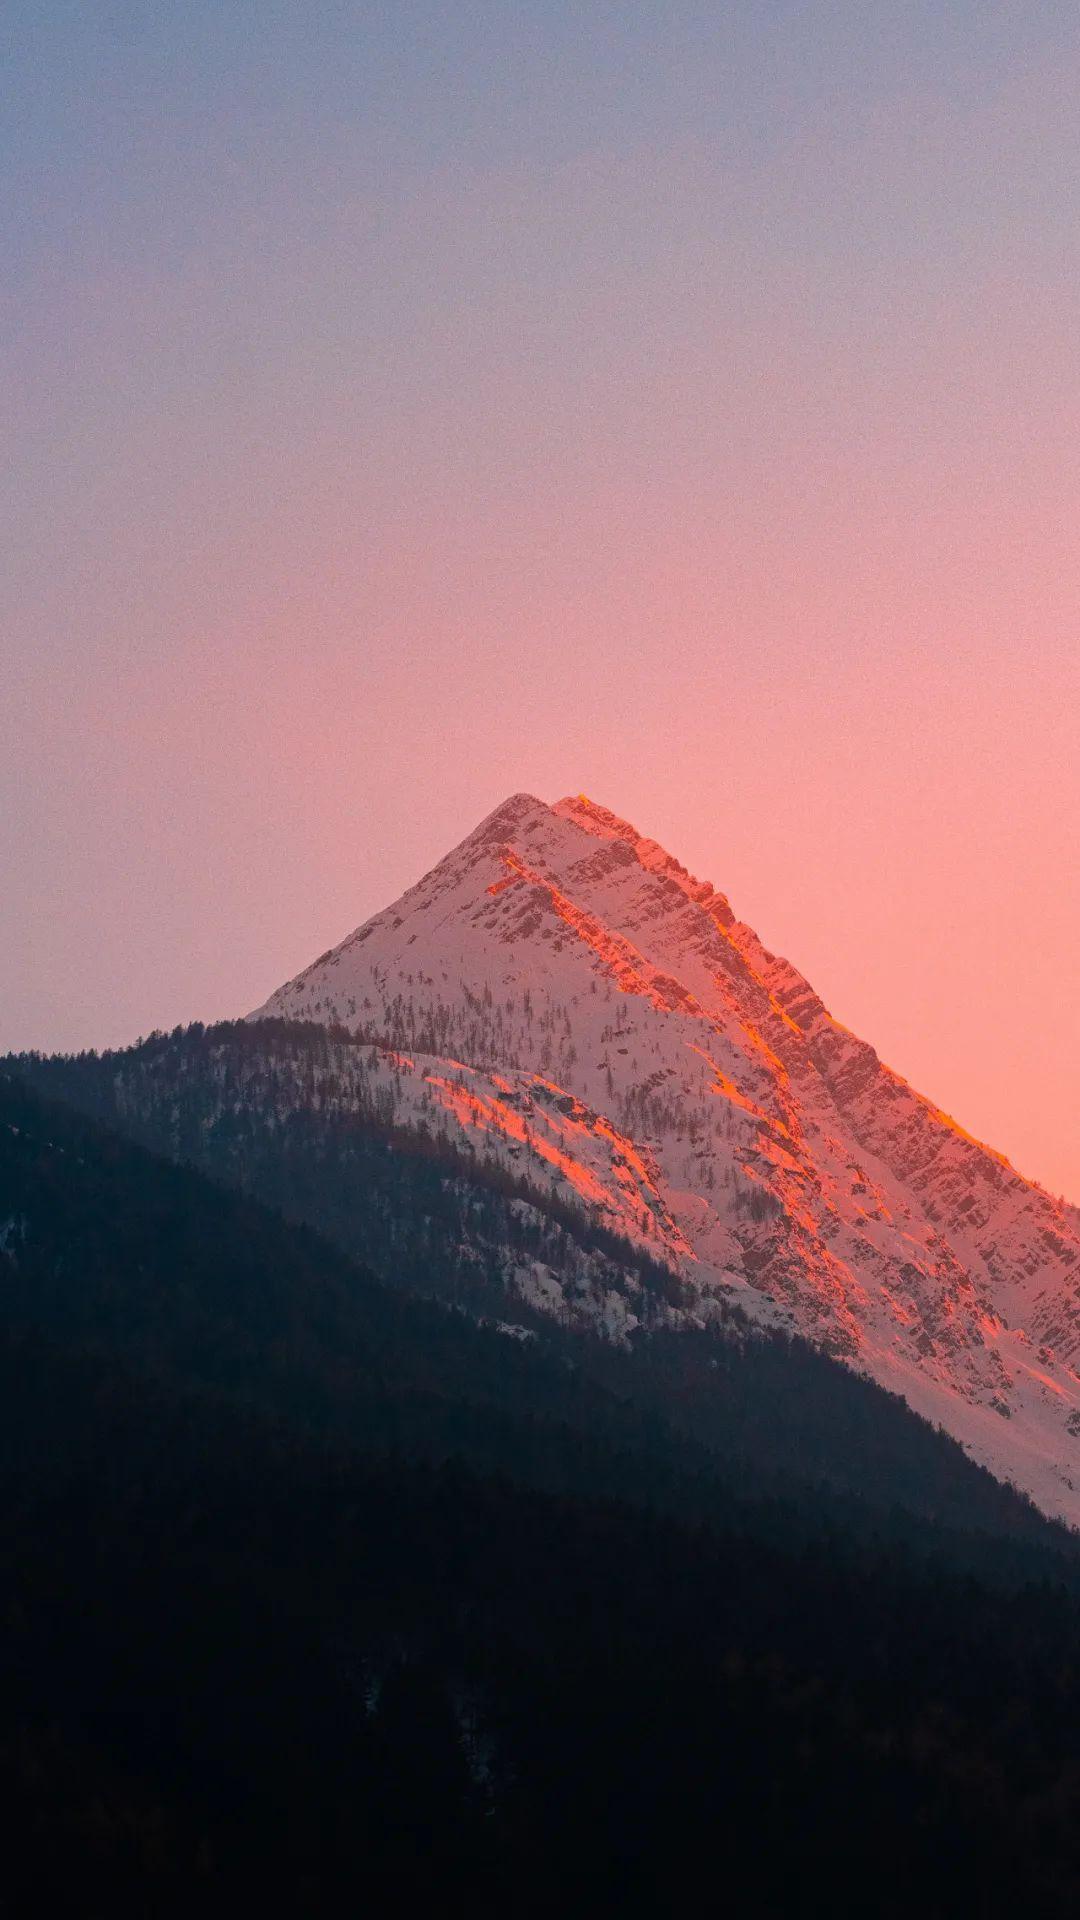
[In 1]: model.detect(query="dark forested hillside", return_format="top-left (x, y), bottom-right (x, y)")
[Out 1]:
top-left (12, 1017), bottom-right (688, 1318)
top-left (7, 1023), bottom-right (1070, 1542)
top-left (5, 1075), bottom-right (1080, 1911)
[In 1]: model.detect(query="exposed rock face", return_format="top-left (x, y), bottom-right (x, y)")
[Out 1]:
top-left (252, 791), bottom-right (1080, 1521)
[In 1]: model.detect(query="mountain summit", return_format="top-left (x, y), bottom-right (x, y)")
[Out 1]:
top-left (253, 792), bottom-right (1080, 1520)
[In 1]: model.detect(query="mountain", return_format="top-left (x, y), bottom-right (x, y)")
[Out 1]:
top-left (245, 790), bottom-right (1080, 1521)
top-left (12, 1030), bottom-right (1067, 1552)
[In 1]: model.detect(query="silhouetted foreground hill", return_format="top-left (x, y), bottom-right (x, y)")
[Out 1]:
top-left (5, 1072), bottom-right (1080, 1914)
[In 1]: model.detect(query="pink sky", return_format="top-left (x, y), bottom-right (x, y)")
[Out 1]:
top-left (2, 5), bottom-right (1078, 1200)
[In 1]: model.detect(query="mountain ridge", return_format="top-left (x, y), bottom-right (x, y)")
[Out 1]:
top-left (250, 789), bottom-right (1080, 1521)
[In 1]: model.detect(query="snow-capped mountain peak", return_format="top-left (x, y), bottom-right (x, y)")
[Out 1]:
top-left (252, 791), bottom-right (1080, 1522)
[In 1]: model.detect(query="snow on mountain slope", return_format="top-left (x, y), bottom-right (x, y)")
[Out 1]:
top-left (252, 791), bottom-right (1080, 1522)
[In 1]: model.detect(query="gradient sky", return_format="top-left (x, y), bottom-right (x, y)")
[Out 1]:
top-left (2, 2), bottom-right (1078, 1200)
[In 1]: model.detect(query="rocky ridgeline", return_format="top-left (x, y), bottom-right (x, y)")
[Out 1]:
top-left (252, 791), bottom-right (1080, 1521)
